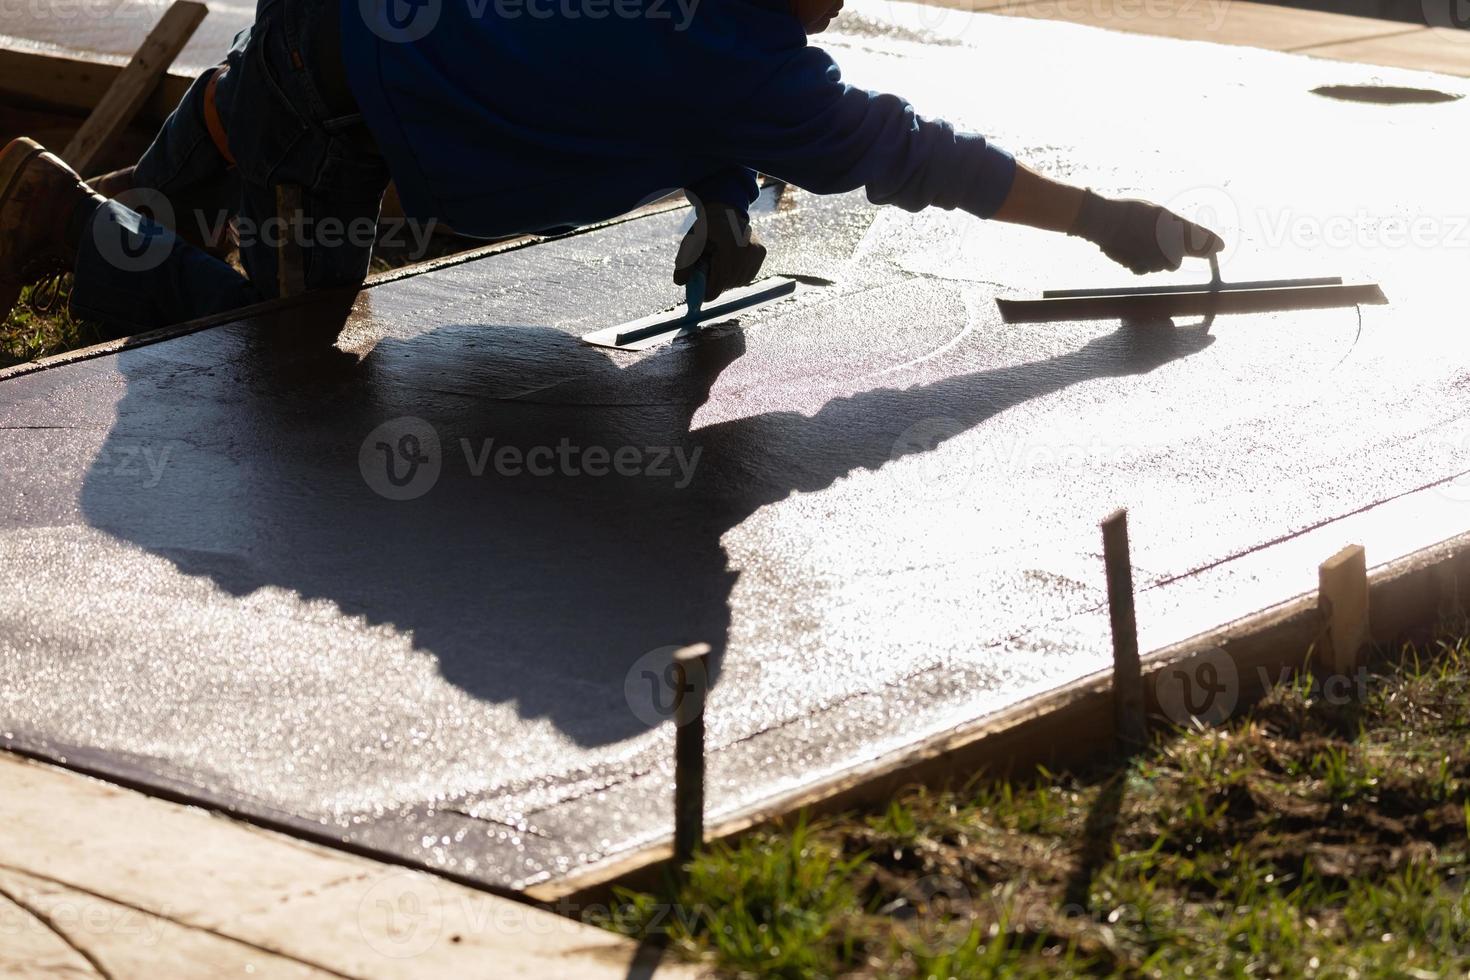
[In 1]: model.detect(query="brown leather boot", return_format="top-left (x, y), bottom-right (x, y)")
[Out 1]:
top-left (0, 138), bottom-right (103, 322)
top-left (88, 165), bottom-right (135, 200)
top-left (87, 163), bottom-right (239, 261)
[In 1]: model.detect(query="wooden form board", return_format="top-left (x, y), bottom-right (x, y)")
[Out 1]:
top-left (61, 0), bottom-right (207, 175)
top-left (0, 47), bottom-right (196, 124)
top-left (530, 530), bottom-right (1470, 906)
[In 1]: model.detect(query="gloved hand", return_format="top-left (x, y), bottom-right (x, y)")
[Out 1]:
top-left (674, 200), bottom-right (767, 302)
top-left (1069, 191), bottom-right (1225, 275)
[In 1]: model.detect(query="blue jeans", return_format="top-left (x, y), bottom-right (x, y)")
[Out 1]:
top-left (71, 0), bottom-right (392, 333)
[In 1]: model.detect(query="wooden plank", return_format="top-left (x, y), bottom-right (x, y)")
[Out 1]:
top-left (1300, 27), bottom-right (1470, 78)
top-left (1319, 544), bottom-right (1370, 674)
top-left (61, 0), bottom-right (207, 175)
top-left (0, 48), bottom-right (195, 122)
top-left (0, 754), bottom-right (702, 977)
top-left (1002, 0), bottom-right (1414, 52)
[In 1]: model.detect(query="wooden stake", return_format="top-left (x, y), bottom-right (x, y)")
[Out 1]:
top-left (1318, 545), bottom-right (1369, 675)
top-left (1102, 509), bottom-right (1146, 752)
top-left (671, 643), bottom-right (711, 877)
top-left (63, 0), bottom-right (207, 176)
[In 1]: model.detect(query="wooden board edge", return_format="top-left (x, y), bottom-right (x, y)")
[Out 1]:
top-left (0, 46), bottom-right (197, 125)
top-left (527, 527), bottom-right (1470, 907)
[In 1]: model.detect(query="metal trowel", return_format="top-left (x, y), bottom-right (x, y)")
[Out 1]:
top-left (996, 255), bottom-right (1386, 324)
top-left (581, 262), bottom-right (798, 351)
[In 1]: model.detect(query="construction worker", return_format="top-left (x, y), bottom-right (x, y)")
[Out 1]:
top-left (0, 0), bottom-right (1222, 334)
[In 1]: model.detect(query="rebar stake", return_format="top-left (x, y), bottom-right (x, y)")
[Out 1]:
top-left (672, 642), bottom-right (711, 879)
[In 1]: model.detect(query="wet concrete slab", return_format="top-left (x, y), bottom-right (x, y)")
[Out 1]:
top-left (3, 5), bottom-right (1469, 891)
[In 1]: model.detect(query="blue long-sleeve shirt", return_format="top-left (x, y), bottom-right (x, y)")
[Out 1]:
top-left (341, 0), bottom-right (1016, 238)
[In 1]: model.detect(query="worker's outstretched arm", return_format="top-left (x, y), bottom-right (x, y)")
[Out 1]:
top-left (993, 163), bottom-right (1224, 274)
top-left (695, 44), bottom-right (1223, 279)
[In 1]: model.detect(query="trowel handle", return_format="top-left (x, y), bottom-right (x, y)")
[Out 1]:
top-left (684, 260), bottom-right (710, 319)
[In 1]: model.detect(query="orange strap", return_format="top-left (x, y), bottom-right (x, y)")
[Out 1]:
top-left (203, 66), bottom-right (236, 166)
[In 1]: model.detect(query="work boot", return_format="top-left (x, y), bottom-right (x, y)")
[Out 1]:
top-left (88, 165), bottom-right (134, 200)
top-left (0, 138), bottom-right (103, 322)
top-left (89, 163), bottom-right (238, 261)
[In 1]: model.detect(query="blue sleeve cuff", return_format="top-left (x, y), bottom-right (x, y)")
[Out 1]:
top-left (957, 136), bottom-right (1017, 220)
top-left (686, 167), bottom-right (760, 212)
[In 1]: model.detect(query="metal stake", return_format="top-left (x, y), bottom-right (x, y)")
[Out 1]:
top-left (672, 643), bottom-right (711, 876)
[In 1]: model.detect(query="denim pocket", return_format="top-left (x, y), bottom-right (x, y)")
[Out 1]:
top-left (218, 18), bottom-right (320, 188)
top-left (314, 134), bottom-right (391, 201)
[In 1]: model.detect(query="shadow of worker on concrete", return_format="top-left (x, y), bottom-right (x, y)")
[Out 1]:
top-left (79, 297), bottom-right (1212, 751)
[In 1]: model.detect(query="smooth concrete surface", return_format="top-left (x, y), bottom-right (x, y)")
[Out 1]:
top-left (0, 0), bottom-right (250, 74)
top-left (2, 5), bottom-right (1470, 892)
top-left (0, 754), bottom-right (702, 978)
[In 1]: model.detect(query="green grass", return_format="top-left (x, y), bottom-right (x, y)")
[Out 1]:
top-left (0, 277), bottom-right (108, 369)
top-left (593, 632), bottom-right (1470, 978)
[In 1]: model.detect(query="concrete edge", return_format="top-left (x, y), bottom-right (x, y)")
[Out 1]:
top-left (526, 526), bottom-right (1470, 905)
top-left (0, 199), bottom-right (691, 383)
